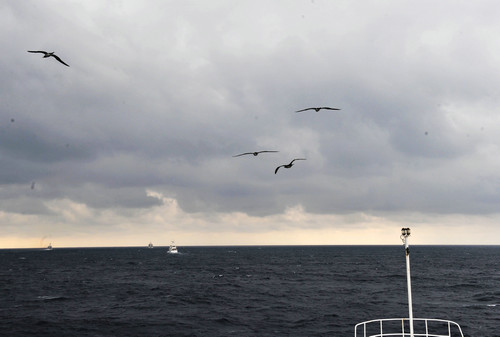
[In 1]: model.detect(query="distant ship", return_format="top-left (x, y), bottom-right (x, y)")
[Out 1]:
top-left (46, 243), bottom-right (53, 251)
top-left (148, 242), bottom-right (153, 249)
top-left (168, 241), bottom-right (178, 254)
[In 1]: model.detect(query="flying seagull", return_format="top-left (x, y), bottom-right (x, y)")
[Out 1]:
top-left (295, 107), bottom-right (340, 113)
top-left (28, 51), bottom-right (69, 67)
top-left (233, 150), bottom-right (279, 157)
top-left (274, 158), bottom-right (306, 174)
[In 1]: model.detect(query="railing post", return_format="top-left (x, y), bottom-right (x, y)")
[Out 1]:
top-left (401, 228), bottom-right (414, 337)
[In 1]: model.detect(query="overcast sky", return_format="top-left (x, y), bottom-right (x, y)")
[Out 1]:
top-left (1, 0), bottom-right (500, 248)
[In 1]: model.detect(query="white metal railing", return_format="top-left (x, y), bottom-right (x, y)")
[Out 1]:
top-left (354, 318), bottom-right (464, 337)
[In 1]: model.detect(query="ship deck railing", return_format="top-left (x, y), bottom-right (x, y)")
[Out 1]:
top-left (354, 318), bottom-right (464, 337)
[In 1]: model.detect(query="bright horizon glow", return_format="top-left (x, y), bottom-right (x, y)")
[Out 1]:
top-left (2, 197), bottom-right (499, 248)
top-left (2, 1), bottom-right (500, 248)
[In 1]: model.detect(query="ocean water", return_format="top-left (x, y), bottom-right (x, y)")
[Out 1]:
top-left (0, 245), bottom-right (498, 337)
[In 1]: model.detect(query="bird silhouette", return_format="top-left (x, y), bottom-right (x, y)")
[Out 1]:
top-left (28, 50), bottom-right (69, 67)
top-left (233, 150), bottom-right (278, 157)
top-left (274, 158), bottom-right (306, 174)
top-left (295, 107), bottom-right (340, 113)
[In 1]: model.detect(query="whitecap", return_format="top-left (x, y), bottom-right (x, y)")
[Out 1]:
top-left (36, 295), bottom-right (68, 301)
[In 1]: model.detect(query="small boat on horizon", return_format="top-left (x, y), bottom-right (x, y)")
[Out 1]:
top-left (46, 243), bottom-right (53, 251)
top-left (148, 242), bottom-right (153, 249)
top-left (168, 241), bottom-right (178, 254)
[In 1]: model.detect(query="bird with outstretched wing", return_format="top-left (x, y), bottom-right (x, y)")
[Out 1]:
top-left (274, 158), bottom-right (306, 174)
top-left (233, 150), bottom-right (279, 157)
top-left (28, 50), bottom-right (69, 67)
top-left (295, 107), bottom-right (340, 113)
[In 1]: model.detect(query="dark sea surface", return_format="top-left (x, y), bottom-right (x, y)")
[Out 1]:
top-left (0, 245), bottom-right (498, 337)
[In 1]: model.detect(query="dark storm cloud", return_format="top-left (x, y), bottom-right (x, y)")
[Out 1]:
top-left (2, 0), bottom-right (500, 234)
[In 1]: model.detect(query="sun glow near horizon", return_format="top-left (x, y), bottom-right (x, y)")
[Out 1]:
top-left (2, 199), bottom-right (499, 248)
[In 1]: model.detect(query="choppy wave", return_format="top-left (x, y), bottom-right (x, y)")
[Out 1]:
top-left (0, 245), bottom-right (498, 336)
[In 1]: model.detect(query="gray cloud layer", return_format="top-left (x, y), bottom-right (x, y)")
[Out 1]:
top-left (2, 1), bottom-right (500, 233)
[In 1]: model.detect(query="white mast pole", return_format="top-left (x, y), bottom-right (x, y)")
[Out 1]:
top-left (401, 228), bottom-right (414, 337)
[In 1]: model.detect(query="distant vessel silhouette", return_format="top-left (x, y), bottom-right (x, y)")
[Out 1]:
top-left (168, 241), bottom-right (178, 254)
